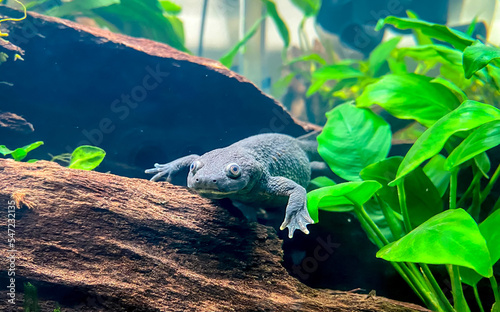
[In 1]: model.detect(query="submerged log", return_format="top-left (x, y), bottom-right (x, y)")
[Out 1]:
top-left (0, 159), bottom-right (429, 312)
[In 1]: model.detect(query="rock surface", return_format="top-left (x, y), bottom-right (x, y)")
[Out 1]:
top-left (0, 159), bottom-right (429, 312)
top-left (0, 5), bottom-right (318, 179)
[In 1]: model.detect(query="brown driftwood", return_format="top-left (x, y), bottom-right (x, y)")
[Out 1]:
top-left (0, 159), bottom-right (429, 312)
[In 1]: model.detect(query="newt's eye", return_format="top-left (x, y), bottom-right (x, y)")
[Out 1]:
top-left (190, 161), bottom-right (202, 172)
top-left (226, 163), bottom-right (241, 178)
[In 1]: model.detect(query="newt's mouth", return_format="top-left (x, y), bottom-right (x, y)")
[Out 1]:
top-left (194, 189), bottom-right (238, 199)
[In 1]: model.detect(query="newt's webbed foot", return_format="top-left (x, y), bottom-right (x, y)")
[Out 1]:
top-left (145, 154), bottom-right (200, 182)
top-left (145, 163), bottom-right (175, 182)
top-left (280, 200), bottom-right (314, 238)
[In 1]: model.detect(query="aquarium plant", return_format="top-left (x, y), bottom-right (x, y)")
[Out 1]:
top-left (21, 0), bottom-right (188, 52)
top-left (306, 16), bottom-right (500, 312)
top-left (0, 142), bottom-right (106, 170)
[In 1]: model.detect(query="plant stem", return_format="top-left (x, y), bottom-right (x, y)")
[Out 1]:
top-left (481, 163), bottom-right (500, 204)
top-left (375, 195), bottom-right (404, 239)
top-left (457, 171), bottom-right (482, 208)
top-left (449, 169), bottom-right (458, 210)
top-left (447, 265), bottom-right (470, 312)
top-left (397, 180), bottom-right (412, 233)
top-left (493, 196), bottom-right (500, 213)
top-left (421, 264), bottom-right (455, 312)
top-left (350, 199), bottom-right (441, 310)
top-left (490, 276), bottom-right (500, 303)
top-left (473, 285), bottom-right (485, 312)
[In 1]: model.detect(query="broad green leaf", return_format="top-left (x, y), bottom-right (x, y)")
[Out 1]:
top-left (357, 74), bottom-right (461, 127)
top-left (396, 44), bottom-right (463, 66)
top-left (368, 37), bottom-right (401, 76)
top-left (11, 148), bottom-right (27, 161)
top-left (220, 16), bottom-right (265, 68)
top-left (93, 0), bottom-right (189, 52)
top-left (390, 101), bottom-right (500, 185)
top-left (318, 103), bottom-right (391, 181)
top-left (290, 0), bottom-right (321, 17)
top-left (285, 53), bottom-right (326, 65)
top-left (261, 0), bottom-right (290, 47)
top-left (26, 159), bottom-right (38, 163)
top-left (430, 77), bottom-right (467, 102)
top-left (164, 15), bottom-right (185, 45)
top-left (463, 41), bottom-right (500, 79)
top-left (69, 146), bottom-right (106, 170)
top-left (406, 10), bottom-right (433, 45)
top-left (307, 181), bottom-right (382, 222)
top-left (423, 155), bottom-right (451, 197)
top-left (461, 209), bottom-right (500, 286)
top-left (309, 176), bottom-right (336, 188)
top-left (22, 141), bottom-right (44, 153)
top-left (377, 209), bottom-right (492, 278)
top-left (0, 145), bottom-right (13, 155)
top-left (305, 78), bottom-right (327, 97)
top-left (376, 16), bottom-right (475, 51)
top-left (312, 64), bottom-right (364, 81)
top-left (446, 120), bottom-right (500, 170)
top-left (360, 156), bottom-right (443, 227)
top-left (46, 0), bottom-right (120, 17)
top-left (159, 0), bottom-right (181, 14)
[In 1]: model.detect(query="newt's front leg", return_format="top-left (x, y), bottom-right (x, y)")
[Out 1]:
top-left (145, 154), bottom-right (199, 182)
top-left (265, 176), bottom-right (314, 238)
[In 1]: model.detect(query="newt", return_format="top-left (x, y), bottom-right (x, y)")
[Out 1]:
top-left (145, 133), bottom-right (323, 238)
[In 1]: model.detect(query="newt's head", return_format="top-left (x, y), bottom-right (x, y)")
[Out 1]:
top-left (187, 149), bottom-right (263, 199)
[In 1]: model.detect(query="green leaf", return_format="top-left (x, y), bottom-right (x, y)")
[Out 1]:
top-left (446, 120), bottom-right (500, 170)
top-left (430, 77), bottom-right (468, 103)
top-left (310, 176), bottom-right (336, 188)
top-left (390, 101), bottom-right (500, 185)
top-left (360, 156), bottom-right (443, 227)
top-left (318, 102), bottom-right (391, 181)
top-left (423, 155), bottom-right (451, 197)
top-left (220, 16), bottom-right (265, 68)
top-left (46, 0), bottom-right (120, 17)
top-left (377, 208), bottom-right (492, 278)
top-left (305, 78), bottom-right (327, 97)
top-left (357, 74), bottom-right (461, 127)
top-left (26, 159), bottom-right (39, 163)
top-left (271, 73), bottom-right (295, 98)
top-left (312, 64), bottom-right (364, 81)
top-left (11, 148), bottom-right (27, 161)
top-left (376, 16), bottom-right (475, 51)
top-left (159, 0), bottom-right (181, 14)
top-left (307, 181), bottom-right (382, 222)
top-left (290, 0), bottom-right (321, 17)
top-left (406, 10), bottom-right (433, 45)
top-left (0, 145), bottom-right (13, 156)
top-left (261, 0), bottom-right (290, 47)
top-left (69, 146), bottom-right (106, 170)
top-left (461, 209), bottom-right (500, 286)
top-left (396, 44), bottom-right (463, 66)
top-left (368, 37), bottom-right (401, 76)
top-left (285, 53), bottom-right (326, 65)
top-left (475, 152), bottom-right (491, 179)
top-left (463, 41), bottom-right (500, 79)
top-left (22, 141), bottom-right (44, 154)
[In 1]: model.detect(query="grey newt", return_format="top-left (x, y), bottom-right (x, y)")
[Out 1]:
top-left (146, 133), bottom-right (325, 238)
